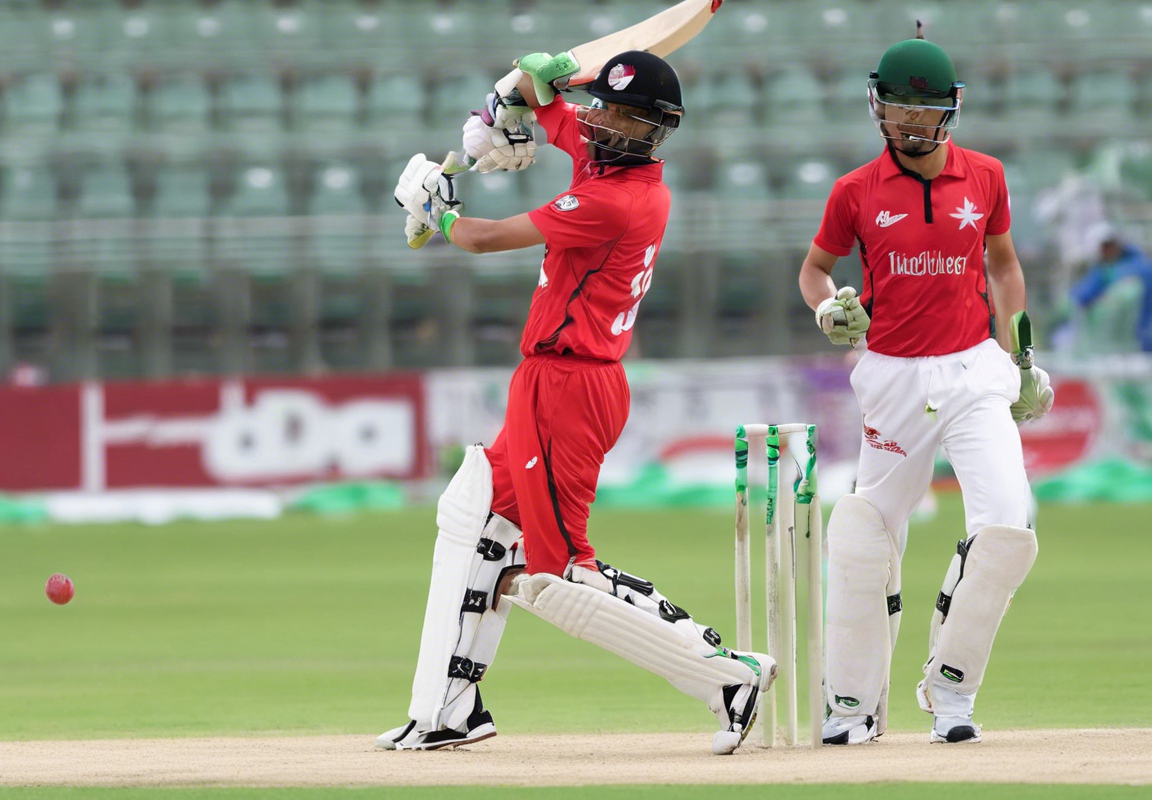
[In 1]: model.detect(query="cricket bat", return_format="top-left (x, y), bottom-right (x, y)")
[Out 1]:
top-left (407, 0), bottom-right (724, 249)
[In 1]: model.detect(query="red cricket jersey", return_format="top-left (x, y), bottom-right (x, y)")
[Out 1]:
top-left (813, 144), bottom-right (1012, 357)
top-left (523, 97), bottom-right (671, 361)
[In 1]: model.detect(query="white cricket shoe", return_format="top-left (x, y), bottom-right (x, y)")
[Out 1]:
top-left (822, 714), bottom-right (878, 745)
top-left (375, 691), bottom-right (497, 750)
top-left (711, 650), bottom-right (777, 755)
top-left (930, 715), bottom-right (982, 744)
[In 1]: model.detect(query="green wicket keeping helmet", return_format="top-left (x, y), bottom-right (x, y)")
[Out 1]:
top-left (867, 38), bottom-right (964, 154)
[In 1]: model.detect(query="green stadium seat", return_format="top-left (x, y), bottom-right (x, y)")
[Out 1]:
top-left (468, 171), bottom-right (525, 221)
top-left (781, 158), bottom-right (837, 201)
top-left (824, 66), bottom-right (870, 122)
top-left (299, 72), bottom-right (359, 131)
top-left (251, 4), bottom-right (320, 65)
top-left (0, 6), bottom-right (45, 70)
top-left (107, 5), bottom-right (164, 70)
top-left (4, 73), bottom-right (64, 134)
top-left (74, 72), bottom-right (138, 131)
top-left (79, 164), bottom-right (136, 219)
top-left (366, 73), bottom-right (424, 128)
top-left (429, 74), bottom-right (495, 128)
top-left (717, 160), bottom-right (773, 203)
top-left (153, 166), bottom-right (212, 218)
top-left (765, 64), bottom-right (824, 126)
top-left (228, 164), bottom-right (290, 217)
top-left (158, 1), bottom-right (253, 70)
top-left (314, 0), bottom-right (389, 66)
top-left (1068, 69), bottom-right (1136, 127)
top-left (221, 73), bottom-right (284, 131)
top-left (692, 69), bottom-right (759, 128)
top-left (1004, 67), bottom-right (1064, 125)
top-left (3, 165), bottom-right (57, 220)
top-left (312, 163), bottom-right (364, 215)
top-left (39, 7), bottom-right (104, 69)
top-left (151, 72), bottom-right (211, 133)
top-left (709, 0), bottom-right (777, 64)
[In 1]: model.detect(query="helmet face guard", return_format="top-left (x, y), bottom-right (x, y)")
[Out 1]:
top-left (577, 97), bottom-right (683, 165)
top-left (868, 76), bottom-right (963, 155)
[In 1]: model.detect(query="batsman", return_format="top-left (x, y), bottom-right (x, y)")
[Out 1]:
top-left (799, 34), bottom-right (1055, 745)
top-left (380, 35), bottom-right (774, 755)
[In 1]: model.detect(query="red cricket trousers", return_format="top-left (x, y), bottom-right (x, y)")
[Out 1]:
top-left (486, 353), bottom-right (630, 576)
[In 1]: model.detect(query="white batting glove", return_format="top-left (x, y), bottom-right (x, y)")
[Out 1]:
top-left (816, 286), bottom-right (871, 346)
top-left (462, 92), bottom-right (537, 173)
top-left (394, 154), bottom-right (461, 229)
top-left (404, 214), bottom-right (432, 245)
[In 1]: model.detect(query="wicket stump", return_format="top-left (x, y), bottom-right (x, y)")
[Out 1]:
top-left (734, 423), bottom-right (823, 749)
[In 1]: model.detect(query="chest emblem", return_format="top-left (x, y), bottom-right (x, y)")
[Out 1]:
top-left (949, 197), bottom-right (984, 231)
top-left (555, 194), bottom-right (580, 211)
top-left (875, 210), bottom-right (908, 228)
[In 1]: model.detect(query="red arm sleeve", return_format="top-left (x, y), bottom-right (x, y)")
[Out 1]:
top-left (534, 96), bottom-right (584, 161)
top-left (812, 179), bottom-right (858, 257)
top-left (528, 187), bottom-right (630, 249)
top-left (986, 161), bottom-right (1012, 236)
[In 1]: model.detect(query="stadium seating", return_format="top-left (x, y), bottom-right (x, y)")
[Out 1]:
top-left (0, 0), bottom-right (1148, 374)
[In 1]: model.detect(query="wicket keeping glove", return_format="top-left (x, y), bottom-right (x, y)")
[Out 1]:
top-left (815, 286), bottom-right (870, 346)
top-left (394, 154), bottom-right (462, 242)
top-left (1009, 311), bottom-right (1055, 424)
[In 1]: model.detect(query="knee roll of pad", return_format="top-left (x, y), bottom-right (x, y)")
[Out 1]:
top-left (924, 525), bottom-right (1038, 703)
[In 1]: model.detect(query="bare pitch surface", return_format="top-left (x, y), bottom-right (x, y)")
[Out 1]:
top-left (2, 729), bottom-right (1149, 787)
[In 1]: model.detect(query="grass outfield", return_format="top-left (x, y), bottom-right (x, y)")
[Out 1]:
top-left (2, 495), bottom-right (1149, 743)
top-left (0, 788), bottom-right (1149, 800)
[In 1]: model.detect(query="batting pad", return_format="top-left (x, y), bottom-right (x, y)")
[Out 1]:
top-left (506, 573), bottom-right (758, 707)
top-left (825, 493), bottom-right (895, 719)
top-left (925, 525), bottom-right (1037, 708)
top-left (408, 445), bottom-right (494, 725)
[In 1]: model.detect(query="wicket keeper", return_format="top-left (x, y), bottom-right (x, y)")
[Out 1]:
top-left (799, 35), bottom-right (1055, 745)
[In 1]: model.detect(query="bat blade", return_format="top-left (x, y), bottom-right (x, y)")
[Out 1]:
top-left (556, 0), bottom-right (722, 90)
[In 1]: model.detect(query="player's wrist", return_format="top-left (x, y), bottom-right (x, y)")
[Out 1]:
top-left (439, 209), bottom-right (461, 243)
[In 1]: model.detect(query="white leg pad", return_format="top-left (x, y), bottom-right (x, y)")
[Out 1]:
top-left (506, 573), bottom-right (759, 705)
top-left (825, 493), bottom-right (897, 719)
top-left (923, 525), bottom-right (1038, 713)
top-left (408, 445), bottom-right (523, 727)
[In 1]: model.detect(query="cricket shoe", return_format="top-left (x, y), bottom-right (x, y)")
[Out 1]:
top-left (711, 651), bottom-right (777, 755)
top-left (930, 715), bottom-right (982, 744)
top-left (375, 693), bottom-right (497, 751)
top-left (822, 714), bottom-right (878, 745)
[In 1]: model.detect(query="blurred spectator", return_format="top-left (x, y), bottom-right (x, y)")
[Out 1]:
top-left (1054, 223), bottom-right (1152, 353)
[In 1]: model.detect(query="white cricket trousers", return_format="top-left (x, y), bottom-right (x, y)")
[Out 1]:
top-left (850, 337), bottom-right (1031, 553)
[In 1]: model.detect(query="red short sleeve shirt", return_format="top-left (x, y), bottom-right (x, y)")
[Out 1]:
top-left (523, 98), bottom-right (671, 361)
top-left (813, 145), bottom-right (1012, 357)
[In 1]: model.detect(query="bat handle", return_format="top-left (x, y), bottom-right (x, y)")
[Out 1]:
top-left (406, 152), bottom-right (474, 250)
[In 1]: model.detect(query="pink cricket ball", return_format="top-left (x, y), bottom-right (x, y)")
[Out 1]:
top-left (45, 573), bottom-right (74, 605)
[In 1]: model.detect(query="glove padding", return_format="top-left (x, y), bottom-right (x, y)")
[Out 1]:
top-left (815, 286), bottom-right (871, 346)
top-left (462, 92), bottom-right (537, 173)
top-left (404, 214), bottom-right (432, 248)
top-left (1011, 362), bottom-right (1055, 423)
top-left (394, 154), bottom-right (461, 228)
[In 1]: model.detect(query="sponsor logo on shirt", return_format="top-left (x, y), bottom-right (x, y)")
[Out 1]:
top-left (608, 63), bottom-right (636, 91)
top-left (875, 210), bottom-right (908, 228)
top-left (555, 194), bottom-right (580, 211)
top-left (863, 423), bottom-right (907, 457)
top-left (888, 250), bottom-right (968, 277)
top-left (949, 197), bottom-right (984, 231)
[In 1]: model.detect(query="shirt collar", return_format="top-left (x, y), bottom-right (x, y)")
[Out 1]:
top-left (581, 158), bottom-right (665, 182)
top-left (879, 142), bottom-right (964, 181)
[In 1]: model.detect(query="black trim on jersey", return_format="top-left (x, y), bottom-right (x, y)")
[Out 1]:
top-left (886, 145), bottom-right (934, 224)
top-left (858, 237), bottom-right (875, 318)
top-left (981, 253), bottom-right (995, 339)
top-left (534, 230), bottom-right (626, 354)
top-left (543, 440), bottom-right (579, 559)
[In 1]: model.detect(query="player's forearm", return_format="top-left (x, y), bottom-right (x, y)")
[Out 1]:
top-left (800, 259), bottom-right (838, 311)
top-left (447, 213), bottom-right (545, 254)
top-left (989, 264), bottom-right (1027, 351)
